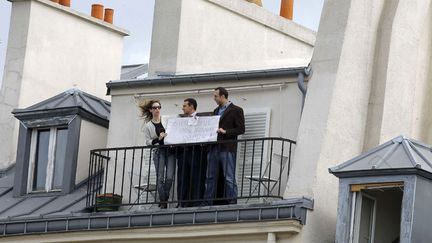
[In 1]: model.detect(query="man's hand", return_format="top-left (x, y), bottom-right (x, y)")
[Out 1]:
top-left (217, 128), bottom-right (227, 134)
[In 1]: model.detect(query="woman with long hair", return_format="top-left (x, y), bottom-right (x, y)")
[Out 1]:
top-left (140, 99), bottom-right (175, 209)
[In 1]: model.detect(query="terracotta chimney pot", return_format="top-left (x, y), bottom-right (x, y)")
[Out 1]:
top-left (104, 8), bottom-right (114, 24)
top-left (246, 0), bottom-right (262, 6)
top-left (280, 0), bottom-right (294, 20)
top-left (59, 0), bottom-right (70, 7)
top-left (50, 0), bottom-right (59, 3)
top-left (91, 4), bottom-right (104, 20)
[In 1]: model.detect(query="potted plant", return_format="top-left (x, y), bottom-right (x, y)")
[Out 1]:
top-left (96, 193), bottom-right (122, 212)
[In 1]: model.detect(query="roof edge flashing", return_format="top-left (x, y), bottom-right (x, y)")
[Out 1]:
top-left (107, 67), bottom-right (310, 91)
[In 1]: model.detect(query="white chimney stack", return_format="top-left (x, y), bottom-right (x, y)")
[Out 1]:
top-left (0, 0), bottom-right (129, 169)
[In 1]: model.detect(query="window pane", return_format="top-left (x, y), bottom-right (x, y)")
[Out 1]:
top-left (33, 130), bottom-right (50, 191)
top-left (52, 128), bottom-right (68, 189)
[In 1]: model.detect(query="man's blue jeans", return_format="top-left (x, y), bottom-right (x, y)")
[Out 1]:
top-left (203, 147), bottom-right (238, 205)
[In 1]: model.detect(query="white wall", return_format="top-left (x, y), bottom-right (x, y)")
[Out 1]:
top-left (107, 77), bottom-right (303, 148)
top-left (0, 0), bottom-right (30, 170)
top-left (0, 0), bottom-right (127, 169)
top-left (148, 0), bottom-right (315, 76)
top-left (76, 120), bottom-right (108, 185)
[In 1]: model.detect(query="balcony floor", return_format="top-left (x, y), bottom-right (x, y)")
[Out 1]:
top-left (0, 198), bottom-right (313, 237)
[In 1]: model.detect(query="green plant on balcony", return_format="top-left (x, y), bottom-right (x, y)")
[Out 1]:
top-left (96, 193), bottom-right (122, 212)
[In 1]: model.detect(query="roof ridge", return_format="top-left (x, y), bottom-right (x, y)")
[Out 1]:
top-left (407, 140), bottom-right (432, 169)
top-left (401, 139), bottom-right (419, 168)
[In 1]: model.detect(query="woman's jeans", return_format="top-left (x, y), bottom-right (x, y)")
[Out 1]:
top-left (153, 148), bottom-right (176, 202)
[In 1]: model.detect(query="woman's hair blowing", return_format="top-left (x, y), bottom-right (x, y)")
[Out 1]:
top-left (138, 99), bottom-right (161, 122)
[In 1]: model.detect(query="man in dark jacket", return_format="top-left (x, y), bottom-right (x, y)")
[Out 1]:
top-left (202, 87), bottom-right (245, 205)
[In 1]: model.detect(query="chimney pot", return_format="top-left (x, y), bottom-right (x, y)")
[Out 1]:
top-left (59, 0), bottom-right (70, 7)
top-left (104, 8), bottom-right (114, 24)
top-left (246, 0), bottom-right (262, 6)
top-left (91, 4), bottom-right (104, 20)
top-left (280, 0), bottom-right (294, 20)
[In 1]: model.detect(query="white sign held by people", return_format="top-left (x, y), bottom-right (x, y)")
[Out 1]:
top-left (164, 116), bottom-right (220, 144)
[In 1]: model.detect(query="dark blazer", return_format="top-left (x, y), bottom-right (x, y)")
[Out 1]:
top-left (214, 103), bottom-right (245, 152)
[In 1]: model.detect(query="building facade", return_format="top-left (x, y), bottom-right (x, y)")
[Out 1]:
top-left (1, 0), bottom-right (432, 242)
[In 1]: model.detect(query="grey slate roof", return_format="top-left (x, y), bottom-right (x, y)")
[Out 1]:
top-left (13, 88), bottom-right (110, 119)
top-left (121, 64), bottom-right (148, 80)
top-left (0, 167), bottom-right (88, 221)
top-left (12, 88), bottom-right (111, 127)
top-left (0, 197), bottom-right (313, 237)
top-left (329, 135), bottom-right (432, 178)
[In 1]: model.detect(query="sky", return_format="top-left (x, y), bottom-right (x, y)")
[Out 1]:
top-left (0, 0), bottom-right (324, 82)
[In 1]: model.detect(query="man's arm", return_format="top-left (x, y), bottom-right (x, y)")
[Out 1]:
top-left (225, 107), bottom-right (245, 136)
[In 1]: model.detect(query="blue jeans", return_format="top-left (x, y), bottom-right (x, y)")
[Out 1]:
top-left (203, 147), bottom-right (238, 205)
top-left (153, 148), bottom-right (175, 202)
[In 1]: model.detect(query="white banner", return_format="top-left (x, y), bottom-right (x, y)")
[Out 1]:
top-left (164, 116), bottom-right (220, 144)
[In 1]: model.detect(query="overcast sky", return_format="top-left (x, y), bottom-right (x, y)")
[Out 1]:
top-left (0, 0), bottom-right (324, 82)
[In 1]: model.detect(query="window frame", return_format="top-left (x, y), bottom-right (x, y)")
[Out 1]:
top-left (350, 191), bottom-right (377, 243)
top-left (27, 127), bottom-right (68, 193)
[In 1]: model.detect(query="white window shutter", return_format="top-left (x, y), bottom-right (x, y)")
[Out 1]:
top-left (236, 109), bottom-right (271, 199)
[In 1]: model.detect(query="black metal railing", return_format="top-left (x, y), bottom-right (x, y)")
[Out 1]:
top-left (86, 137), bottom-right (295, 211)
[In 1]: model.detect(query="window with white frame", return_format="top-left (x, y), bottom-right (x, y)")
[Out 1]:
top-left (28, 127), bottom-right (68, 192)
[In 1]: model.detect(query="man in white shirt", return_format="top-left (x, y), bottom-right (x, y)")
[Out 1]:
top-left (176, 98), bottom-right (205, 207)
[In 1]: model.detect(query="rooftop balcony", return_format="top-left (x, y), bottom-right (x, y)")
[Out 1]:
top-left (86, 137), bottom-right (296, 211)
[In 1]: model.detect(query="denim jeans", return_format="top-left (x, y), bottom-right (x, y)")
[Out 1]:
top-left (203, 147), bottom-right (238, 205)
top-left (153, 148), bottom-right (176, 202)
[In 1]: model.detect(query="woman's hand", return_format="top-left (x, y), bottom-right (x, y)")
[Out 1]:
top-left (159, 132), bottom-right (167, 140)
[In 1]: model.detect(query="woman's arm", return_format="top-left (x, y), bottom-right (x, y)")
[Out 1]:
top-left (143, 123), bottom-right (156, 146)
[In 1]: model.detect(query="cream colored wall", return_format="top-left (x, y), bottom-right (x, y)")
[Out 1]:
top-left (107, 77), bottom-right (302, 148)
top-left (76, 120), bottom-right (108, 184)
top-left (0, 0), bottom-right (30, 170)
top-left (148, 0), bottom-right (315, 76)
top-left (106, 76), bottom-right (304, 201)
top-left (0, 0), bottom-right (127, 169)
top-left (284, 0), bottom-right (432, 242)
top-left (364, 0), bottom-right (432, 148)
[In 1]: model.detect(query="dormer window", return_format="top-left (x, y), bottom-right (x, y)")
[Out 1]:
top-left (12, 89), bottom-right (110, 196)
top-left (28, 127), bottom-right (68, 192)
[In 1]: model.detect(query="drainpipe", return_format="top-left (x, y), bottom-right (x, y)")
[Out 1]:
top-left (297, 66), bottom-right (311, 113)
top-left (267, 232), bottom-right (277, 243)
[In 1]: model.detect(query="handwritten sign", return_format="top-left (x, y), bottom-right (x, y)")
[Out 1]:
top-left (164, 116), bottom-right (220, 144)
